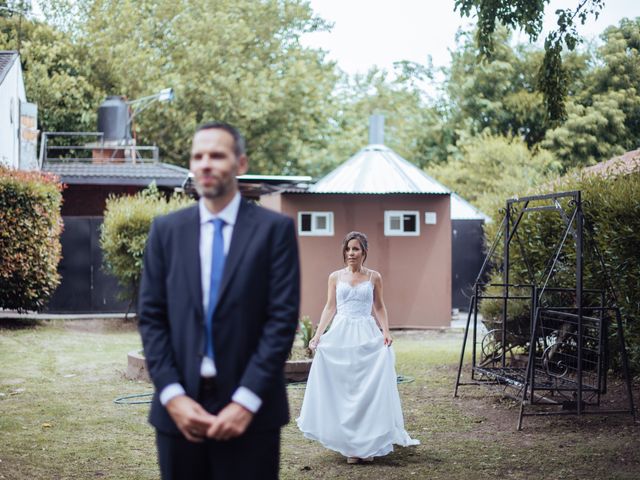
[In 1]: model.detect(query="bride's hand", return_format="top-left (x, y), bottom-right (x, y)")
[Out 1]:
top-left (383, 332), bottom-right (393, 346)
top-left (309, 338), bottom-right (320, 351)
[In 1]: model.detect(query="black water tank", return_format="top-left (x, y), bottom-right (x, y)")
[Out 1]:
top-left (97, 96), bottom-right (130, 141)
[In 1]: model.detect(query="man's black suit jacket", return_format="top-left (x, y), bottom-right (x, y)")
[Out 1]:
top-left (138, 199), bottom-right (300, 435)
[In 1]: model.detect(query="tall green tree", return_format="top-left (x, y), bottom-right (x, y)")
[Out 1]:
top-left (69, 0), bottom-right (340, 174)
top-left (446, 26), bottom-right (591, 144)
top-left (304, 63), bottom-right (441, 177)
top-left (541, 93), bottom-right (627, 169)
top-left (445, 27), bottom-right (549, 146)
top-left (3, 0), bottom-right (342, 175)
top-left (454, 0), bottom-right (605, 123)
top-left (0, 16), bottom-right (105, 134)
top-left (428, 133), bottom-right (561, 215)
top-left (542, 18), bottom-right (640, 170)
top-left (418, 25), bottom-right (585, 170)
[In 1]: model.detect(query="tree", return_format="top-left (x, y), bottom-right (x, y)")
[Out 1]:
top-left (444, 27), bottom-right (550, 147)
top-left (541, 93), bottom-right (627, 169)
top-left (420, 24), bottom-right (590, 170)
top-left (421, 22), bottom-right (618, 173)
top-left (588, 18), bottom-right (640, 148)
top-left (0, 17), bottom-right (105, 134)
top-left (2, 0), bottom-right (341, 175)
top-left (65, 0), bottom-right (340, 174)
top-left (305, 64), bottom-right (441, 176)
top-left (541, 18), bottom-right (640, 170)
top-left (428, 133), bottom-right (560, 215)
top-left (454, 0), bottom-right (605, 123)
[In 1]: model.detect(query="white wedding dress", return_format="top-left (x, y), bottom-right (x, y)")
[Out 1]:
top-left (296, 276), bottom-right (420, 458)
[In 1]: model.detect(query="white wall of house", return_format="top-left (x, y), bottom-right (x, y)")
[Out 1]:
top-left (0, 54), bottom-right (26, 169)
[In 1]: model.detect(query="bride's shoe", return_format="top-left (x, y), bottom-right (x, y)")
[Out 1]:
top-left (362, 457), bottom-right (374, 462)
top-left (347, 457), bottom-right (360, 464)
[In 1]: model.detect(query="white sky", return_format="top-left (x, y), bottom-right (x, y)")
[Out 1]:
top-left (303, 0), bottom-right (640, 75)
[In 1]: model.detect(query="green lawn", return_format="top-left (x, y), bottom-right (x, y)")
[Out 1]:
top-left (1, 320), bottom-right (638, 480)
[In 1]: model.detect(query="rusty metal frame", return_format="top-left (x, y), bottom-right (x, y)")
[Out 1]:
top-left (453, 191), bottom-right (636, 429)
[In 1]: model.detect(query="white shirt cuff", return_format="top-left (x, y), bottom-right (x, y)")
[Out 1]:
top-left (232, 386), bottom-right (262, 413)
top-left (159, 383), bottom-right (186, 406)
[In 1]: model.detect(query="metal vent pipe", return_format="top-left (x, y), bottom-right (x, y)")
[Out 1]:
top-left (368, 114), bottom-right (385, 145)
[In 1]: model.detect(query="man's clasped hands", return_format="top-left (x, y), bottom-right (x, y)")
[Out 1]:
top-left (166, 395), bottom-right (254, 443)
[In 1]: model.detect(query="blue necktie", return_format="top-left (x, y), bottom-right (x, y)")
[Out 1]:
top-left (205, 218), bottom-right (226, 363)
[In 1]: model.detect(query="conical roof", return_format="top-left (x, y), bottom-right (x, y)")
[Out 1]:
top-left (309, 144), bottom-right (449, 194)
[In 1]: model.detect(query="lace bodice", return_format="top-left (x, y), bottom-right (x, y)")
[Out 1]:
top-left (335, 280), bottom-right (374, 318)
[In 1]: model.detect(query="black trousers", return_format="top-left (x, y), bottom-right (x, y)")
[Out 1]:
top-left (156, 378), bottom-right (281, 480)
top-left (156, 428), bottom-right (280, 480)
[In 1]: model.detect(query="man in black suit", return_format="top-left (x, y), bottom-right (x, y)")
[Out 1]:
top-left (138, 122), bottom-right (300, 479)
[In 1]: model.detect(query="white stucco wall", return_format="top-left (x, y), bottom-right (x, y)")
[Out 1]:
top-left (0, 55), bottom-right (26, 169)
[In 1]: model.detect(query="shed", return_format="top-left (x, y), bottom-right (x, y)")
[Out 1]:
top-left (262, 140), bottom-right (452, 328)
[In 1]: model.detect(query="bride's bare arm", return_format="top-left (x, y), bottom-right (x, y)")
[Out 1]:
top-left (309, 273), bottom-right (338, 349)
top-left (372, 271), bottom-right (393, 346)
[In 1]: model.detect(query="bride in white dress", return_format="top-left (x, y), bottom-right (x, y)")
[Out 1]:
top-left (296, 231), bottom-right (419, 464)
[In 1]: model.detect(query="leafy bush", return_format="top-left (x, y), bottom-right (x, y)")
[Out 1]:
top-left (288, 316), bottom-right (316, 360)
top-left (100, 184), bottom-right (193, 305)
top-left (428, 133), bottom-right (561, 216)
top-left (298, 315), bottom-right (314, 357)
top-left (0, 166), bottom-right (63, 311)
top-left (480, 163), bottom-right (640, 372)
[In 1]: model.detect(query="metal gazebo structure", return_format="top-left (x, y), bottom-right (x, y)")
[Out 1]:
top-left (453, 191), bottom-right (636, 429)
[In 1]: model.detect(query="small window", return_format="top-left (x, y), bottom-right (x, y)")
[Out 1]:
top-left (298, 211), bottom-right (334, 236)
top-left (384, 211), bottom-right (420, 236)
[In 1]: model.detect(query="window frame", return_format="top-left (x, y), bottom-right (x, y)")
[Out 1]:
top-left (297, 211), bottom-right (335, 236)
top-left (384, 210), bottom-right (420, 236)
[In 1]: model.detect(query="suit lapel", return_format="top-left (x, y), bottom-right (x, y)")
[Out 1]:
top-left (218, 199), bottom-right (256, 302)
top-left (183, 206), bottom-right (203, 318)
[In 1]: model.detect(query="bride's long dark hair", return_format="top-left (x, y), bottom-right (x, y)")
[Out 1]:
top-left (342, 231), bottom-right (368, 264)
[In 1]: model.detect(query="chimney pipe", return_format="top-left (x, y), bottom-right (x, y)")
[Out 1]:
top-left (368, 114), bottom-right (384, 145)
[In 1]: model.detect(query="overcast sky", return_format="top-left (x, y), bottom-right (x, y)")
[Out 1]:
top-left (302, 0), bottom-right (640, 75)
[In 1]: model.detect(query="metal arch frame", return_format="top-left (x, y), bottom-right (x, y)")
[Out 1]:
top-left (453, 191), bottom-right (636, 429)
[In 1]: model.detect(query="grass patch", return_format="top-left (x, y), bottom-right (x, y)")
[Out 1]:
top-left (1, 320), bottom-right (638, 479)
top-left (0, 319), bottom-right (156, 480)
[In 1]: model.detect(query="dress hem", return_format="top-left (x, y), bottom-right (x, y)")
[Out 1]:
top-left (297, 421), bottom-right (420, 458)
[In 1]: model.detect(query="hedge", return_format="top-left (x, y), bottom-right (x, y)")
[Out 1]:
top-left (0, 166), bottom-right (63, 311)
top-left (480, 163), bottom-right (640, 372)
top-left (100, 184), bottom-right (193, 306)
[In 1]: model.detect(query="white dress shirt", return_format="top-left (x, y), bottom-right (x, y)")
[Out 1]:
top-left (159, 193), bottom-right (262, 413)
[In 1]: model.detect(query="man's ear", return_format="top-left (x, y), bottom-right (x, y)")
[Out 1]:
top-left (237, 154), bottom-right (249, 175)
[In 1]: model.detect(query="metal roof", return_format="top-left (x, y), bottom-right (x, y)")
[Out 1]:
top-left (450, 193), bottom-right (491, 221)
top-left (0, 51), bottom-right (19, 85)
top-left (583, 148), bottom-right (640, 178)
top-left (309, 144), bottom-right (450, 194)
top-left (43, 161), bottom-right (189, 187)
top-left (238, 174), bottom-right (312, 184)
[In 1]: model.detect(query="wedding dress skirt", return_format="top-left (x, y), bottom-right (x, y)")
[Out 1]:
top-left (296, 280), bottom-right (420, 458)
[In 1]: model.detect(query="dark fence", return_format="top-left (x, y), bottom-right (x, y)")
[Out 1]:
top-left (45, 216), bottom-right (129, 313)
